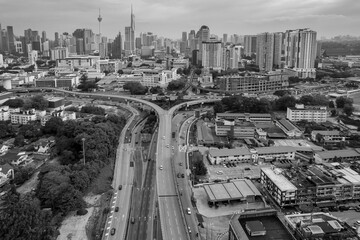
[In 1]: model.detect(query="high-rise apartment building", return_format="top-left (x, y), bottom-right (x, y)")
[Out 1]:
top-left (6, 26), bottom-right (15, 53)
top-left (244, 35), bottom-right (257, 57)
top-left (256, 32), bottom-right (275, 72)
top-left (284, 29), bottom-right (317, 78)
top-left (223, 33), bottom-right (228, 44)
top-left (182, 32), bottom-right (187, 42)
top-left (54, 32), bottom-right (59, 47)
top-left (0, 24), bottom-right (2, 51)
top-left (202, 38), bottom-right (222, 70)
top-left (255, 32), bottom-right (284, 71)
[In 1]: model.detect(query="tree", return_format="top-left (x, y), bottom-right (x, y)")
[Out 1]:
top-left (336, 96), bottom-right (353, 108)
top-left (42, 117), bottom-right (63, 135)
top-left (275, 95), bottom-right (297, 111)
top-left (103, 70), bottom-right (110, 76)
top-left (273, 90), bottom-right (291, 97)
top-left (149, 86), bottom-right (163, 94)
top-left (194, 69), bottom-right (202, 75)
top-left (123, 81), bottom-right (148, 95)
top-left (193, 158), bottom-right (207, 176)
top-left (167, 79), bottom-right (186, 91)
top-left (329, 101), bottom-right (335, 109)
top-left (28, 95), bottom-right (49, 110)
top-left (14, 134), bottom-right (25, 147)
top-left (176, 68), bottom-right (183, 75)
top-left (80, 105), bottom-right (105, 115)
top-left (0, 86), bottom-right (7, 92)
top-left (64, 106), bottom-right (79, 112)
top-left (343, 103), bottom-right (354, 116)
top-left (0, 195), bottom-right (56, 240)
top-left (213, 102), bottom-right (225, 114)
top-left (13, 167), bottom-right (35, 185)
top-left (117, 69), bottom-right (124, 75)
top-left (2, 98), bottom-right (24, 108)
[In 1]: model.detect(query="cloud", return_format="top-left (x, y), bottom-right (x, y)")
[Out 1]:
top-left (0, 0), bottom-right (359, 39)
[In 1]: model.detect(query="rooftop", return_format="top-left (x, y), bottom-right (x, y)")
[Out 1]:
top-left (277, 118), bottom-right (301, 132)
top-left (316, 149), bottom-right (360, 159)
top-left (203, 179), bottom-right (261, 202)
top-left (311, 130), bottom-right (342, 136)
top-left (261, 168), bottom-right (297, 192)
top-left (208, 147), bottom-right (251, 158)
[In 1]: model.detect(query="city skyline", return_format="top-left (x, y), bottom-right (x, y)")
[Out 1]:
top-left (0, 0), bottom-right (359, 40)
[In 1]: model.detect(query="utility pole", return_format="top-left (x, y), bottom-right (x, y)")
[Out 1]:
top-left (82, 137), bottom-right (86, 165)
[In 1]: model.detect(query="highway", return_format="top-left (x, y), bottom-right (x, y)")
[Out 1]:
top-left (33, 88), bottom-right (220, 240)
top-left (103, 105), bottom-right (139, 240)
top-left (127, 123), bottom-right (158, 240)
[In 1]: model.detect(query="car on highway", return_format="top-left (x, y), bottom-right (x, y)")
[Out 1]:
top-left (186, 208), bottom-right (191, 215)
top-left (162, 136), bottom-right (165, 140)
top-left (181, 173), bottom-right (185, 178)
top-left (166, 144), bottom-right (169, 148)
top-left (131, 217), bottom-right (135, 224)
top-left (172, 146), bottom-right (174, 149)
top-left (179, 162), bottom-right (183, 166)
top-left (159, 165), bottom-right (163, 170)
top-left (118, 185), bottom-right (122, 190)
top-left (111, 228), bottom-right (116, 235)
top-left (188, 226), bottom-right (191, 233)
top-left (115, 207), bottom-right (119, 212)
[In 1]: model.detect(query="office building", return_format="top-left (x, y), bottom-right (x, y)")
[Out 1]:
top-left (41, 31), bottom-right (46, 43)
top-left (6, 26), bottom-right (15, 53)
top-left (244, 35), bottom-right (257, 57)
top-left (222, 33), bottom-right (228, 44)
top-left (287, 104), bottom-right (327, 123)
top-left (202, 38), bottom-right (222, 70)
top-left (112, 32), bottom-right (122, 59)
top-left (28, 50), bottom-right (38, 65)
top-left (54, 32), bottom-right (59, 46)
top-left (284, 29), bottom-right (317, 78)
top-left (197, 25), bottom-right (210, 64)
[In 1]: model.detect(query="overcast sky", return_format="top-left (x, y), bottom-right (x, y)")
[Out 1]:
top-left (0, 0), bottom-right (359, 40)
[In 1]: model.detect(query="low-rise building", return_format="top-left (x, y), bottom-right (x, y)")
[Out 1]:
top-left (311, 130), bottom-right (347, 144)
top-left (216, 113), bottom-right (272, 123)
top-left (284, 212), bottom-right (358, 240)
top-left (10, 109), bottom-right (36, 124)
top-left (287, 104), bottom-right (327, 123)
top-left (0, 163), bottom-right (14, 187)
top-left (41, 110), bottom-right (76, 126)
top-left (215, 120), bottom-right (256, 138)
top-left (275, 118), bottom-right (303, 138)
top-left (314, 149), bottom-right (360, 163)
top-left (207, 146), bottom-right (299, 165)
top-left (0, 105), bottom-right (10, 121)
top-left (229, 209), bottom-right (295, 240)
top-left (261, 167), bottom-right (298, 206)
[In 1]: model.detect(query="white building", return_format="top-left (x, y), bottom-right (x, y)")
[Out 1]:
top-left (28, 50), bottom-right (38, 65)
top-left (10, 109), bottom-right (37, 124)
top-left (261, 168), bottom-right (297, 206)
top-left (0, 105), bottom-right (10, 121)
top-left (41, 110), bottom-right (76, 126)
top-left (287, 104), bottom-right (327, 123)
top-left (50, 47), bottom-right (69, 61)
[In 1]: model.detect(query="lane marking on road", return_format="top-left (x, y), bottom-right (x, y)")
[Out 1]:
top-left (105, 233), bottom-right (109, 236)
top-left (109, 215), bottom-right (112, 219)
top-left (107, 227), bottom-right (110, 230)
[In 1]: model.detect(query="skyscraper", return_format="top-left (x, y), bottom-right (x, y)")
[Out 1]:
top-left (197, 25), bottom-right (210, 65)
top-left (223, 34), bottom-right (228, 44)
top-left (41, 31), bottom-right (47, 43)
top-left (55, 32), bottom-right (59, 47)
top-left (112, 32), bottom-right (122, 59)
top-left (182, 32), bottom-right (187, 42)
top-left (0, 24), bottom-right (3, 51)
top-left (7, 26), bottom-right (15, 53)
top-left (284, 29), bottom-right (317, 78)
top-left (256, 32), bottom-right (275, 72)
top-left (244, 35), bottom-right (257, 57)
top-left (124, 6), bottom-right (135, 56)
top-left (202, 38), bottom-right (222, 70)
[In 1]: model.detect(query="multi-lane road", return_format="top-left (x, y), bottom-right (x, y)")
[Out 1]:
top-left (32, 87), bottom-right (220, 240)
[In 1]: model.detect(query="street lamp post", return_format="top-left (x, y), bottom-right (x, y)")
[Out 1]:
top-left (81, 137), bottom-right (86, 165)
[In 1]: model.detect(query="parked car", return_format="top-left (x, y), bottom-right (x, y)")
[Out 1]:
top-left (118, 185), bottom-right (122, 190)
top-left (186, 208), bottom-right (191, 215)
top-left (111, 228), bottom-right (116, 235)
top-left (131, 217), bottom-right (135, 224)
top-left (115, 207), bottom-right (119, 212)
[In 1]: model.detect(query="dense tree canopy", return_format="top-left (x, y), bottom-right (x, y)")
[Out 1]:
top-left (80, 105), bottom-right (106, 115)
top-left (123, 81), bottom-right (148, 95)
top-left (2, 98), bottom-right (24, 108)
top-left (336, 96), bottom-right (353, 108)
top-left (167, 79), bottom-right (186, 91)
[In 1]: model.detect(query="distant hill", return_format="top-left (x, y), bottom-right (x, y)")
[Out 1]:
top-left (321, 41), bottom-right (360, 56)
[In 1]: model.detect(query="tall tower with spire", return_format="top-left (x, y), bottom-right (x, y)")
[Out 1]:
top-left (97, 8), bottom-right (102, 35)
top-left (124, 5), bottom-right (135, 56)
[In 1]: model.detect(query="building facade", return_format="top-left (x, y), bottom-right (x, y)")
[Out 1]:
top-left (287, 104), bottom-right (327, 123)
